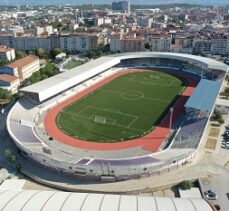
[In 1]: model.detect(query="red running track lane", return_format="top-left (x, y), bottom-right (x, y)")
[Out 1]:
top-left (44, 69), bottom-right (198, 152)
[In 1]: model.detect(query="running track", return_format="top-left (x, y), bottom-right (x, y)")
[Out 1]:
top-left (44, 69), bottom-right (198, 152)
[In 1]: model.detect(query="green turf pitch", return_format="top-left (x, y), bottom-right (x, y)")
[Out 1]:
top-left (56, 71), bottom-right (186, 142)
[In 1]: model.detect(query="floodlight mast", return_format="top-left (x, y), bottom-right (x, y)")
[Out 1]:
top-left (169, 107), bottom-right (174, 131)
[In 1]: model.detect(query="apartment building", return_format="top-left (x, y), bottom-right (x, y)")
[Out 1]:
top-left (0, 74), bottom-right (20, 94)
top-left (112, 1), bottom-right (130, 14)
top-left (1, 55), bottom-right (40, 80)
top-left (0, 34), bottom-right (15, 48)
top-left (60, 33), bottom-right (99, 52)
top-left (110, 35), bottom-right (145, 52)
top-left (0, 45), bottom-right (15, 61)
top-left (15, 35), bottom-right (37, 51)
top-left (151, 36), bottom-right (172, 52)
top-left (137, 17), bottom-right (154, 28)
top-left (193, 39), bottom-right (211, 54)
top-left (210, 37), bottom-right (229, 55)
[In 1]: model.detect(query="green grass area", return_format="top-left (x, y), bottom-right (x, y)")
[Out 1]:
top-left (56, 71), bottom-right (186, 142)
top-left (63, 60), bottom-right (84, 70)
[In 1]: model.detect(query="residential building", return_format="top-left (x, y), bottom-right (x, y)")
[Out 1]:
top-left (112, 1), bottom-right (130, 14)
top-left (110, 35), bottom-right (122, 52)
top-left (2, 55), bottom-right (40, 80)
top-left (137, 17), bottom-right (154, 28)
top-left (210, 37), bottom-right (229, 55)
top-left (0, 45), bottom-right (15, 61)
top-left (15, 35), bottom-right (37, 51)
top-left (193, 39), bottom-right (211, 55)
top-left (94, 18), bottom-right (104, 26)
top-left (0, 34), bottom-right (15, 48)
top-left (151, 36), bottom-right (172, 52)
top-left (0, 74), bottom-right (20, 93)
top-left (110, 35), bottom-right (145, 52)
top-left (61, 33), bottom-right (99, 52)
top-left (37, 36), bottom-right (51, 52)
top-left (60, 34), bottom-right (70, 52)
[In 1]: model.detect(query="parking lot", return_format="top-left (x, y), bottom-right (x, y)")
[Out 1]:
top-left (221, 125), bottom-right (229, 150)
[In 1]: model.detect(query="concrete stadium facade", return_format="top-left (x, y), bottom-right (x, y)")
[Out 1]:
top-left (6, 52), bottom-right (228, 183)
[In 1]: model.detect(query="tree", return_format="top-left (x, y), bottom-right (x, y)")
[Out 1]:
top-left (10, 155), bottom-right (17, 165)
top-left (211, 110), bottom-right (224, 124)
top-left (4, 149), bottom-right (12, 159)
top-left (16, 50), bottom-right (26, 59)
top-left (50, 48), bottom-right (62, 58)
top-left (28, 63), bottom-right (58, 84)
top-left (0, 60), bottom-right (8, 67)
top-left (0, 88), bottom-right (12, 100)
top-left (179, 180), bottom-right (193, 190)
top-left (16, 164), bottom-right (21, 173)
top-left (28, 50), bottom-right (36, 55)
top-left (51, 21), bottom-right (62, 29)
top-left (36, 48), bottom-right (48, 59)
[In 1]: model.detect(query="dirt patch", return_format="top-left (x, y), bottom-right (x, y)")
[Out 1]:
top-left (205, 138), bottom-right (217, 150)
top-left (208, 128), bottom-right (220, 137)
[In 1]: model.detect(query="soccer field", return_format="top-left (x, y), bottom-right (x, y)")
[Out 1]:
top-left (56, 71), bottom-right (186, 142)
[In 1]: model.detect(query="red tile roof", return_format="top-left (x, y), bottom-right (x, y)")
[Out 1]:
top-left (7, 55), bottom-right (39, 69)
top-left (0, 74), bottom-right (18, 83)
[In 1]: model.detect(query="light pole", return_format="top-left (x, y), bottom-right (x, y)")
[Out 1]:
top-left (169, 107), bottom-right (174, 131)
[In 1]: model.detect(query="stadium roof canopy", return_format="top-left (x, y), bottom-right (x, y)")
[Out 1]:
top-left (185, 79), bottom-right (222, 111)
top-left (20, 52), bottom-right (228, 102)
top-left (0, 189), bottom-right (214, 211)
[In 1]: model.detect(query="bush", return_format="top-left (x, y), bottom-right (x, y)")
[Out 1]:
top-left (0, 88), bottom-right (12, 100)
top-left (179, 180), bottom-right (193, 190)
top-left (4, 149), bottom-right (12, 159)
top-left (211, 110), bottom-right (224, 124)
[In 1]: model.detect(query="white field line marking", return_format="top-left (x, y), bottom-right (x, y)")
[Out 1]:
top-left (126, 116), bottom-right (138, 128)
top-left (129, 75), bottom-right (175, 87)
top-left (60, 110), bottom-right (144, 133)
top-left (100, 89), bottom-right (170, 103)
top-left (88, 105), bottom-right (138, 119)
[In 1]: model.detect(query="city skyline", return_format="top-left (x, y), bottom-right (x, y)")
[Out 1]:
top-left (0, 0), bottom-right (229, 6)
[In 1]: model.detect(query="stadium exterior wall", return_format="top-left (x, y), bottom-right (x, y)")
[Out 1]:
top-left (6, 53), bottom-right (228, 183)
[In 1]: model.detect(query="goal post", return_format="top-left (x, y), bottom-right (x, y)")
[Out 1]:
top-left (94, 116), bottom-right (106, 124)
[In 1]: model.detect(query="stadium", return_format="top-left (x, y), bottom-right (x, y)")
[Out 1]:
top-left (6, 52), bottom-right (228, 183)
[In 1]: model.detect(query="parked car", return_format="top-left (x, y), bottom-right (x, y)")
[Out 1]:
top-left (204, 190), bottom-right (217, 200)
top-left (214, 204), bottom-right (221, 210)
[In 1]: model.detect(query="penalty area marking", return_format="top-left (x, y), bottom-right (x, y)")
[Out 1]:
top-left (129, 75), bottom-right (175, 87)
top-left (59, 106), bottom-right (143, 132)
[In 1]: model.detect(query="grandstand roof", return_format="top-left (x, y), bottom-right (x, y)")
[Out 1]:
top-left (185, 79), bottom-right (222, 111)
top-left (20, 52), bottom-right (228, 102)
top-left (0, 189), bottom-right (214, 211)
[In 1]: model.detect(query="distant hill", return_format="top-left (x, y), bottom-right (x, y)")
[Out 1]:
top-left (0, 0), bottom-right (228, 6)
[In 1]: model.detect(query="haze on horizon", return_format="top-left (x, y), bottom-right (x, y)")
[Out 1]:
top-left (0, 0), bottom-right (229, 6)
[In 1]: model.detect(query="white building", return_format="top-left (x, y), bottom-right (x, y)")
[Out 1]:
top-left (4, 55), bottom-right (40, 80)
top-left (0, 45), bottom-right (15, 61)
top-left (60, 33), bottom-right (99, 52)
top-left (0, 187), bottom-right (214, 211)
top-left (0, 74), bottom-right (20, 93)
top-left (110, 35), bottom-right (122, 52)
top-left (137, 17), bottom-right (154, 28)
top-left (94, 17), bottom-right (104, 26)
top-left (151, 36), bottom-right (172, 52)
